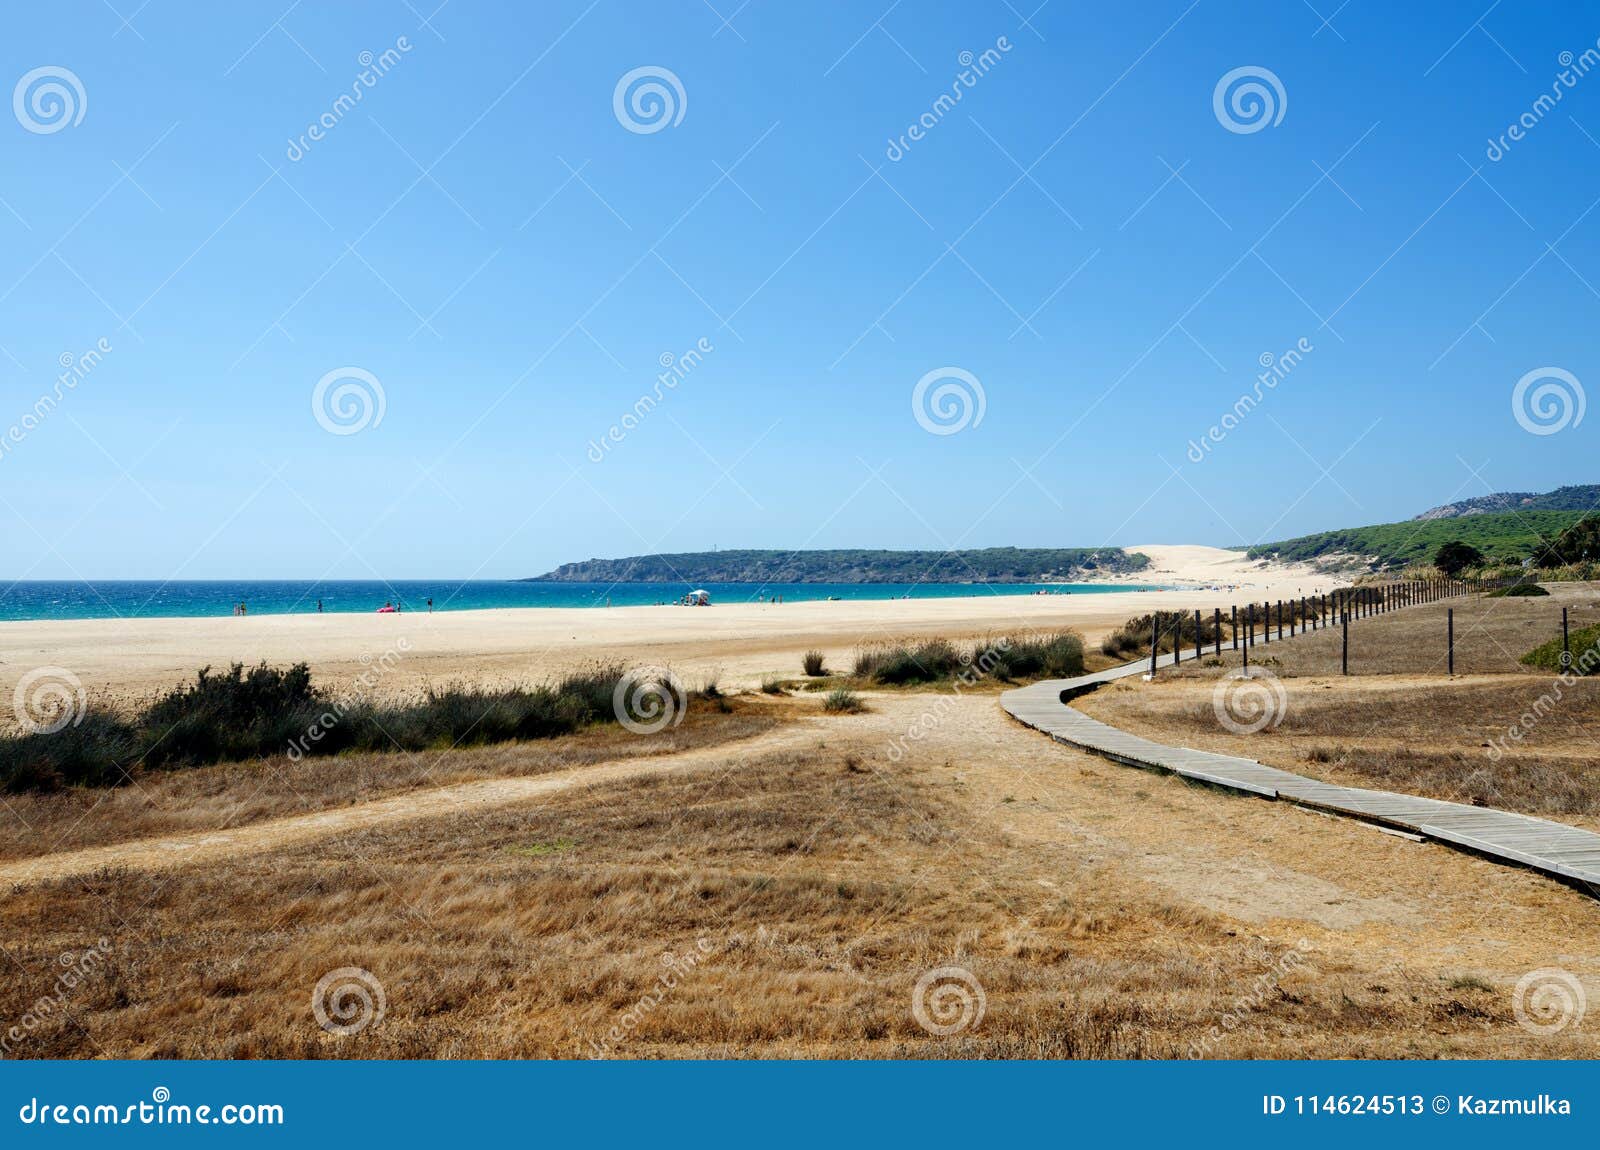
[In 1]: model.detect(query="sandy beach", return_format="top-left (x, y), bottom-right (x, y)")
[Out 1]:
top-left (0, 546), bottom-right (1337, 708)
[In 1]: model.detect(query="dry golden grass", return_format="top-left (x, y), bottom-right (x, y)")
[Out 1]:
top-left (1178, 586), bottom-right (1600, 678)
top-left (3, 690), bottom-right (1588, 1060)
top-left (1083, 674), bottom-right (1600, 826)
top-left (0, 698), bottom-right (776, 864)
top-left (1081, 589), bottom-right (1600, 826)
top-left (8, 587), bottom-right (1600, 1061)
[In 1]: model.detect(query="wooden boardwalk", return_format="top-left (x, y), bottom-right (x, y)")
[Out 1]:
top-left (1000, 659), bottom-right (1600, 895)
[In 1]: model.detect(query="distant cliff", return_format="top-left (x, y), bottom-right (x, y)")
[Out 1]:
top-left (526, 548), bottom-right (1149, 584)
top-left (1413, 484), bottom-right (1600, 520)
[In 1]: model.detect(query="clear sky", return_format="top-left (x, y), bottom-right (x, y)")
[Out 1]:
top-left (3, 0), bottom-right (1597, 579)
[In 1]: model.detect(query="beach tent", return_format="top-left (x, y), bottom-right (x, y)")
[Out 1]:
top-left (689, 589), bottom-right (711, 605)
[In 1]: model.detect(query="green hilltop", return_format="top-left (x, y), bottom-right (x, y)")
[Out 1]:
top-left (1247, 509), bottom-right (1589, 570)
top-left (527, 547), bottom-right (1150, 584)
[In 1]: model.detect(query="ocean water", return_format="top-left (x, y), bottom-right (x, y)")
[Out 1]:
top-left (0, 580), bottom-right (1171, 622)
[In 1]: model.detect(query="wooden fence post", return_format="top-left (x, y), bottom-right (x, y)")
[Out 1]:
top-left (1195, 610), bottom-right (1203, 661)
top-left (1341, 612), bottom-right (1349, 675)
top-left (1563, 607), bottom-right (1570, 671)
top-left (1231, 605), bottom-right (1238, 651)
top-left (1214, 608), bottom-right (1222, 657)
top-left (1263, 601), bottom-right (1270, 644)
top-left (1148, 612), bottom-right (1159, 677)
top-left (1447, 607), bottom-right (1454, 677)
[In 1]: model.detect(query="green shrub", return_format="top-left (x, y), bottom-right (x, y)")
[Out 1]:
top-left (852, 631), bottom-right (1082, 685)
top-left (1434, 540), bottom-right (1484, 576)
top-left (994, 631), bottom-right (1084, 680)
top-left (760, 677), bottom-right (787, 695)
top-left (0, 662), bottom-right (634, 792)
top-left (1100, 610), bottom-right (1239, 659)
top-left (853, 638), bottom-right (963, 685)
top-left (1521, 623), bottom-right (1600, 676)
top-left (1487, 582), bottom-right (1550, 598)
top-left (822, 686), bottom-right (865, 713)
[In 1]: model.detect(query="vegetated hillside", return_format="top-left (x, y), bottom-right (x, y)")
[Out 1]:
top-left (527, 548), bottom-right (1149, 584)
top-left (1533, 516), bottom-right (1600, 567)
top-left (1414, 484), bottom-right (1600, 520)
top-left (1247, 510), bottom-right (1589, 570)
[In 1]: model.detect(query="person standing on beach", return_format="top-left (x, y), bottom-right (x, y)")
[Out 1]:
top-left (317, 599), bottom-right (323, 613)
top-left (426, 597), bottom-right (433, 613)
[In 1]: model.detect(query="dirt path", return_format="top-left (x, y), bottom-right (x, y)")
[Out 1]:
top-left (0, 719), bottom-right (824, 888)
top-left (832, 692), bottom-right (1597, 959)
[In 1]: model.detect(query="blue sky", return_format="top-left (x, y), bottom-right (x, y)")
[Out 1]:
top-left (3, 0), bottom-right (1598, 578)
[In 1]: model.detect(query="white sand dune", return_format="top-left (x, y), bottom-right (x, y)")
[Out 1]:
top-left (1126, 543), bottom-right (1327, 588)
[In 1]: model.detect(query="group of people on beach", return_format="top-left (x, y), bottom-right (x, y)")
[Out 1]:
top-left (376, 598), bottom-right (433, 613)
top-left (232, 597), bottom-right (436, 616)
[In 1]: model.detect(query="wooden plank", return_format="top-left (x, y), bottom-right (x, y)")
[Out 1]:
top-left (1000, 653), bottom-right (1600, 899)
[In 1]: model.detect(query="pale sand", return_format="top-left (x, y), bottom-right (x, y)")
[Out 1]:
top-left (0, 546), bottom-right (1336, 706)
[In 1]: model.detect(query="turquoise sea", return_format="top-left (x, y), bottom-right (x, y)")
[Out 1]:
top-left (0, 580), bottom-right (1170, 621)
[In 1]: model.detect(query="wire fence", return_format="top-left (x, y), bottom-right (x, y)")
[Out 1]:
top-left (1136, 577), bottom-right (1600, 678)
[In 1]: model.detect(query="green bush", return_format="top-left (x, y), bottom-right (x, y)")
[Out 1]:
top-left (854, 639), bottom-right (962, 684)
top-left (822, 686), bottom-right (865, 713)
top-left (1487, 582), bottom-right (1550, 598)
top-left (0, 662), bottom-right (633, 792)
top-left (853, 631), bottom-right (1082, 685)
top-left (1434, 540), bottom-right (1484, 576)
top-left (1101, 610), bottom-right (1238, 659)
top-left (995, 631), bottom-right (1084, 680)
top-left (1521, 623), bottom-right (1600, 676)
